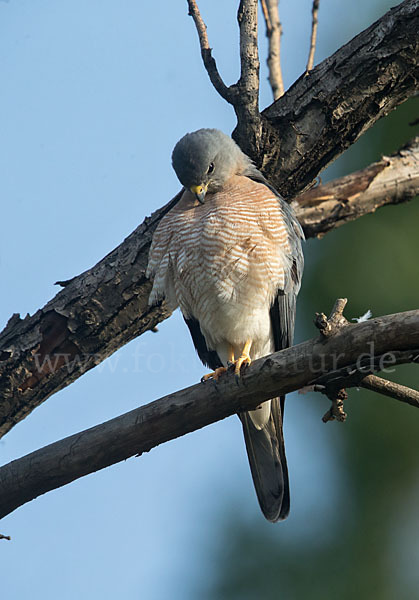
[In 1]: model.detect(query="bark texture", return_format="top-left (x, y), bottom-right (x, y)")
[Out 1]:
top-left (1, 308), bottom-right (418, 520)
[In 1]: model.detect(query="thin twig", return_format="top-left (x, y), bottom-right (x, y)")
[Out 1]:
top-left (186, 0), bottom-right (236, 103)
top-left (360, 374), bottom-right (419, 409)
top-left (260, 0), bottom-right (270, 24)
top-left (260, 0), bottom-right (284, 99)
top-left (305, 0), bottom-right (320, 74)
top-left (0, 533), bottom-right (11, 541)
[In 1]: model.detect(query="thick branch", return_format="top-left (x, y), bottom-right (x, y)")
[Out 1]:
top-left (237, 1), bottom-right (260, 107)
top-left (0, 192), bottom-right (182, 439)
top-left (295, 137), bottom-right (419, 238)
top-left (233, 1), bottom-right (262, 153)
top-left (298, 300), bottom-right (419, 419)
top-left (1, 309), bottom-right (418, 520)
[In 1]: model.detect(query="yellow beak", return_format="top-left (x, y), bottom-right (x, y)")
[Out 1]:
top-left (190, 184), bottom-right (208, 204)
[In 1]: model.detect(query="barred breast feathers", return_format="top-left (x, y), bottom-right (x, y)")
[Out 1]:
top-left (147, 177), bottom-right (302, 316)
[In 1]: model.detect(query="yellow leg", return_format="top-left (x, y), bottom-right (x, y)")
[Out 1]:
top-left (234, 339), bottom-right (252, 377)
top-left (227, 345), bottom-right (235, 366)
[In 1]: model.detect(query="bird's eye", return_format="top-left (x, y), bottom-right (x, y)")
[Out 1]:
top-left (207, 162), bottom-right (215, 174)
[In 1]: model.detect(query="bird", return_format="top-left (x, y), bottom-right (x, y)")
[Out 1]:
top-left (146, 128), bottom-right (304, 522)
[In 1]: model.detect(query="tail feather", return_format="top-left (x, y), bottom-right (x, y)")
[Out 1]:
top-left (240, 396), bottom-right (289, 522)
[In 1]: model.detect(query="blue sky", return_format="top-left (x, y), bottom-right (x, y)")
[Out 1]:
top-left (0, 1), bottom-right (396, 598)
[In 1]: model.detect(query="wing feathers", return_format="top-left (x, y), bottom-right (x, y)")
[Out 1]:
top-left (184, 316), bottom-right (223, 371)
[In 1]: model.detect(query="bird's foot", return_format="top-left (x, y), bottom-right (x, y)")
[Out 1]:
top-left (234, 353), bottom-right (252, 382)
top-left (201, 366), bottom-right (227, 383)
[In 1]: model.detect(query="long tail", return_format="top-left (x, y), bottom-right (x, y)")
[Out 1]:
top-left (240, 396), bottom-right (289, 522)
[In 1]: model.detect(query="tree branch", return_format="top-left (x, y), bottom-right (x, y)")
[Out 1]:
top-left (261, 0), bottom-right (285, 99)
top-left (0, 192), bottom-right (182, 439)
top-left (305, 0), bottom-right (320, 74)
top-left (300, 299), bottom-right (419, 418)
top-left (294, 137), bottom-right (419, 238)
top-left (1, 307), bottom-right (418, 520)
top-left (359, 374), bottom-right (419, 408)
top-left (236, 0), bottom-right (260, 112)
top-left (186, 0), bottom-right (236, 103)
top-left (187, 0), bottom-right (262, 155)
top-left (232, 1), bottom-right (262, 154)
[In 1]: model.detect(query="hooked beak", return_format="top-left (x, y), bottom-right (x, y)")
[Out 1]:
top-left (190, 183), bottom-right (208, 204)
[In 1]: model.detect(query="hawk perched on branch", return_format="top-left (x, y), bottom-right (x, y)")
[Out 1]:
top-left (147, 129), bottom-right (304, 522)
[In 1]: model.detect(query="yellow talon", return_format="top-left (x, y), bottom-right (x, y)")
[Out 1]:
top-left (234, 354), bottom-right (252, 376)
top-left (201, 366), bottom-right (227, 382)
top-left (201, 342), bottom-right (252, 382)
top-left (234, 340), bottom-right (252, 377)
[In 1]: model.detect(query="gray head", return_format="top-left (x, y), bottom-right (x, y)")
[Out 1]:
top-left (172, 128), bottom-right (251, 203)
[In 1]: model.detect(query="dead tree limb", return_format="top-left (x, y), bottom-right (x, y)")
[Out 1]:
top-left (359, 374), bottom-right (419, 409)
top-left (186, 0), bottom-right (235, 103)
top-left (295, 137), bottom-right (419, 238)
top-left (0, 307), bottom-right (418, 520)
top-left (300, 299), bottom-right (419, 419)
top-left (0, 192), bottom-right (181, 439)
